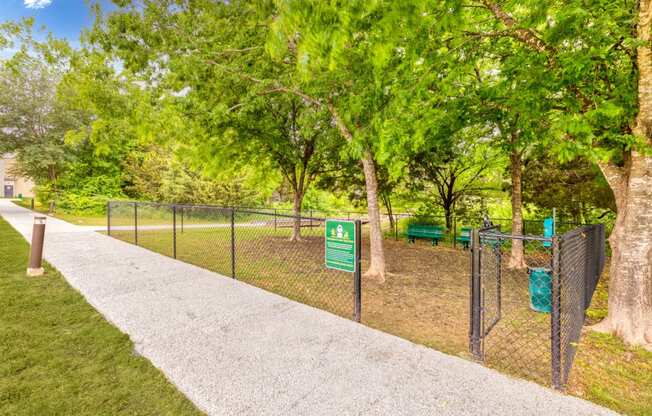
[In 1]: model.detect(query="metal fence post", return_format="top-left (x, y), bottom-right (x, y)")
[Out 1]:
top-left (584, 226), bottom-right (594, 310)
top-left (173, 205), bottom-right (177, 259)
top-left (231, 208), bottom-right (236, 279)
top-left (354, 219), bottom-right (362, 322)
top-left (551, 235), bottom-right (562, 389)
top-left (470, 228), bottom-right (482, 360)
top-left (394, 214), bottom-right (398, 241)
top-left (134, 202), bottom-right (138, 246)
top-left (453, 213), bottom-right (457, 249)
top-left (180, 206), bottom-right (184, 234)
top-left (107, 201), bottom-right (111, 236)
top-left (31, 198), bottom-right (35, 210)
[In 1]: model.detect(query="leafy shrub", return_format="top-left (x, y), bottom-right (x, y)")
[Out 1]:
top-left (44, 175), bottom-right (126, 215)
top-left (56, 193), bottom-right (113, 215)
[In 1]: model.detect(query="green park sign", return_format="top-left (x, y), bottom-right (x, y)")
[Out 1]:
top-left (325, 219), bottom-right (357, 273)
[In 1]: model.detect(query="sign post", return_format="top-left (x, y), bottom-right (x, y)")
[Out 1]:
top-left (325, 219), bottom-right (361, 322)
top-left (325, 219), bottom-right (357, 272)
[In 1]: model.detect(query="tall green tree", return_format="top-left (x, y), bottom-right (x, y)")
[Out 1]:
top-left (522, 155), bottom-right (615, 223)
top-left (266, 0), bottom-right (450, 281)
top-left (462, 0), bottom-right (650, 348)
top-left (0, 24), bottom-right (83, 210)
top-left (407, 129), bottom-right (499, 230)
top-left (59, 48), bottom-right (150, 201)
top-left (219, 96), bottom-right (343, 241)
top-left (93, 0), bottom-right (344, 241)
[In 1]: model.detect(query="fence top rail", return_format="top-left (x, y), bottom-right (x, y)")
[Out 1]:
top-left (478, 231), bottom-right (553, 243)
top-left (108, 200), bottom-right (585, 229)
top-left (235, 208), bottom-right (329, 222)
top-left (479, 225), bottom-right (500, 232)
top-left (108, 200), bottom-right (330, 222)
top-left (559, 224), bottom-right (602, 240)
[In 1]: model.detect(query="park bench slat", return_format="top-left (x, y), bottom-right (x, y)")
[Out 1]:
top-left (407, 224), bottom-right (445, 246)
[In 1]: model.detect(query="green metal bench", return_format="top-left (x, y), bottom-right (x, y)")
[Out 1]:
top-left (456, 227), bottom-right (472, 249)
top-left (407, 224), bottom-right (445, 245)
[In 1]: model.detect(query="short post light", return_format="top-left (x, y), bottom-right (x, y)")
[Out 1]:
top-left (27, 216), bottom-right (46, 277)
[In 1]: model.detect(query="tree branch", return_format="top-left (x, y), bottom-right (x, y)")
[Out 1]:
top-left (480, 1), bottom-right (553, 55)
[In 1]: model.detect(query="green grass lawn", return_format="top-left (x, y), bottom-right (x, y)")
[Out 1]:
top-left (11, 199), bottom-right (237, 228)
top-left (567, 275), bottom-right (652, 416)
top-left (0, 217), bottom-right (204, 416)
top-left (11, 199), bottom-right (107, 226)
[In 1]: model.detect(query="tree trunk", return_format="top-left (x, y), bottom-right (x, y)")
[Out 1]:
top-left (48, 165), bottom-right (57, 215)
top-left (508, 147), bottom-right (526, 269)
top-left (444, 204), bottom-right (453, 230)
top-left (290, 190), bottom-right (304, 242)
top-left (593, 0), bottom-right (652, 349)
top-left (328, 106), bottom-right (386, 282)
top-left (361, 149), bottom-right (386, 282)
top-left (595, 153), bottom-right (652, 348)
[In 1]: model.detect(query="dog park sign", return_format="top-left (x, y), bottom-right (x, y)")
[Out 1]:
top-left (325, 219), bottom-right (357, 273)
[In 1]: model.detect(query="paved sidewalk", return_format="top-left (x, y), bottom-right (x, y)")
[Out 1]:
top-left (0, 200), bottom-right (616, 416)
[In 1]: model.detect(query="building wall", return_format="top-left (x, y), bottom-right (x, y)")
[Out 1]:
top-left (0, 158), bottom-right (5, 196)
top-left (1, 154), bottom-right (35, 198)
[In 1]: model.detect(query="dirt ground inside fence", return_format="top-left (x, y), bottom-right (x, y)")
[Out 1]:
top-left (263, 235), bottom-right (476, 356)
top-left (247, 234), bottom-right (554, 377)
top-left (362, 239), bottom-right (473, 356)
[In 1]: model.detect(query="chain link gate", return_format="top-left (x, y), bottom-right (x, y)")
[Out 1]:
top-left (469, 224), bottom-right (605, 389)
top-left (469, 225), bottom-right (503, 359)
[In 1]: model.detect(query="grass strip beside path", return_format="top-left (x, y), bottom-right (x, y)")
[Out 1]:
top-left (0, 217), bottom-right (203, 415)
top-left (11, 199), bottom-right (107, 226)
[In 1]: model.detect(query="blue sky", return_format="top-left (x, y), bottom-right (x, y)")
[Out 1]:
top-left (0, 0), bottom-right (114, 44)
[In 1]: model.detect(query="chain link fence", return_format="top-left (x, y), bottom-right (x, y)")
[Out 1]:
top-left (108, 201), bottom-right (357, 319)
top-left (107, 200), bottom-right (605, 390)
top-left (470, 224), bottom-right (606, 389)
top-left (556, 224), bottom-right (606, 387)
top-left (106, 201), bottom-right (479, 357)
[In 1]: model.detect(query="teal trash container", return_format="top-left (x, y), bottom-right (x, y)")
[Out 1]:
top-left (528, 267), bottom-right (552, 313)
top-left (543, 217), bottom-right (554, 248)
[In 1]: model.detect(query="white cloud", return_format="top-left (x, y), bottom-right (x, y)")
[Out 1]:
top-left (24, 0), bottom-right (53, 9)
